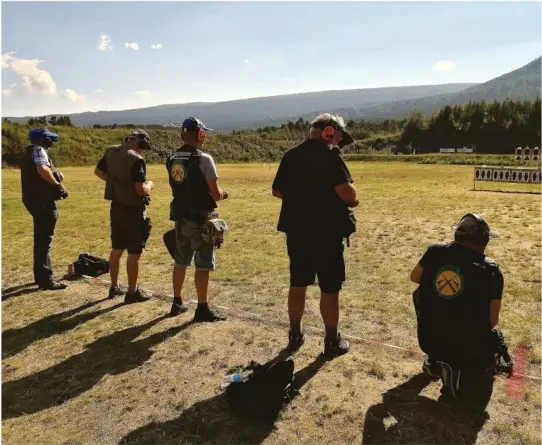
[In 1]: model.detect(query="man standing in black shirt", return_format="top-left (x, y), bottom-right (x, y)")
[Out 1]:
top-left (410, 213), bottom-right (503, 409)
top-left (20, 128), bottom-right (69, 290)
top-left (95, 130), bottom-right (154, 303)
top-left (272, 113), bottom-right (358, 358)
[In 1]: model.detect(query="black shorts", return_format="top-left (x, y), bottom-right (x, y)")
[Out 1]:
top-left (286, 233), bottom-right (345, 293)
top-left (110, 202), bottom-right (150, 255)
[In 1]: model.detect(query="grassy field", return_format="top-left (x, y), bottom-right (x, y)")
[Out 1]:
top-left (2, 162), bottom-right (541, 445)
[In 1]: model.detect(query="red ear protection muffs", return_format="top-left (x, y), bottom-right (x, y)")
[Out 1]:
top-left (321, 125), bottom-right (335, 142)
top-left (198, 127), bottom-right (206, 145)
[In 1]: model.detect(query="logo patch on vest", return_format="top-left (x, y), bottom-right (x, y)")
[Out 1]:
top-left (170, 162), bottom-right (186, 183)
top-left (434, 265), bottom-right (464, 299)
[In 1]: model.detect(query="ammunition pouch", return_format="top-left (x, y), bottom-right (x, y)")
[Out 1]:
top-left (201, 217), bottom-right (229, 249)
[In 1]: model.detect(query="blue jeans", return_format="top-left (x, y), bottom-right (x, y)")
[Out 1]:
top-left (174, 218), bottom-right (216, 271)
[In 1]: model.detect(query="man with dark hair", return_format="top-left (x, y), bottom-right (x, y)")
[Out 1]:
top-left (166, 117), bottom-right (229, 322)
top-left (20, 128), bottom-right (69, 290)
top-left (410, 213), bottom-right (503, 409)
top-left (272, 113), bottom-right (358, 358)
top-left (95, 129), bottom-right (154, 303)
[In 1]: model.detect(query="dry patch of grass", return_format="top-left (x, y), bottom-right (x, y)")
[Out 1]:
top-left (2, 162), bottom-right (541, 444)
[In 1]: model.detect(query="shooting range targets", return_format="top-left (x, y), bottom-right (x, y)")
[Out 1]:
top-left (511, 171), bottom-right (518, 182)
top-left (524, 147), bottom-right (531, 161)
top-left (516, 147), bottom-right (523, 161)
top-left (493, 170), bottom-right (499, 180)
top-left (534, 147), bottom-right (539, 161)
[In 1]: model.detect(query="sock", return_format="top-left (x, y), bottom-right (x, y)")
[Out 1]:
top-left (290, 320), bottom-right (302, 337)
top-left (198, 303), bottom-right (209, 311)
top-left (173, 297), bottom-right (183, 305)
top-left (325, 325), bottom-right (338, 342)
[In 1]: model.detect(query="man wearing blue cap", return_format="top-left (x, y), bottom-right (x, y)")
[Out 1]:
top-left (20, 128), bottom-right (68, 290)
top-left (165, 117), bottom-right (229, 322)
top-left (95, 129), bottom-right (154, 303)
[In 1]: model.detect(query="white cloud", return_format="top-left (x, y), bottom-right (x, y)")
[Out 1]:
top-left (150, 44), bottom-right (163, 50)
top-left (98, 33), bottom-right (113, 52)
top-left (133, 90), bottom-right (152, 99)
top-left (95, 89), bottom-right (103, 93)
top-left (62, 88), bottom-right (85, 102)
top-left (9, 58), bottom-right (56, 95)
top-left (243, 59), bottom-right (250, 64)
top-left (125, 42), bottom-right (140, 51)
top-left (2, 51), bottom-right (15, 69)
top-left (432, 60), bottom-right (455, 72)
top-left (2, 89), bottom-right (12, 96)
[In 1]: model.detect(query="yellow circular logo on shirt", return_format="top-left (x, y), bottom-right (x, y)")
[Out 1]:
top-left (171, 163), bottom-right (186, 183)
top-left (434, 266), bottom-right (464, 299)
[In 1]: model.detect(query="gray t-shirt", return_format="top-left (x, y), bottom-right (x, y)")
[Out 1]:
top-left (199, 153), bottom-right (218, 181)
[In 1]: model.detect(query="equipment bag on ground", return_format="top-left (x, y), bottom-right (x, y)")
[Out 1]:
top-left (73, 253), bottom-right (109, 277)
top-left (225, 358), bottom-right (295, 422)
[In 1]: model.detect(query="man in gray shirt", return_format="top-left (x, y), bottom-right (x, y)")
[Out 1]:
top-left (165, 117), bottom-right (229, 322)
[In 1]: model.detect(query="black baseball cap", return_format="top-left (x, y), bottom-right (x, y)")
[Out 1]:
top-left (311, 116), bottom-right (354, 148)
top-left (452, 213), bottom-right (500, 239)
top-left (126, 129), bottom-right (151, 149)
top-left (181, 117), bottom-right (213, 133)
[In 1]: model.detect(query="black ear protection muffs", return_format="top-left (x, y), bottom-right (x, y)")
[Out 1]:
top-left (42, 137), bottom-right (53, 148)
top-left (459, 213), bottom-right (490, 245)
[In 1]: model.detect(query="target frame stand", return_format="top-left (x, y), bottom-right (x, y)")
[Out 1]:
top-left (473, 164), bottom-right (542, 194)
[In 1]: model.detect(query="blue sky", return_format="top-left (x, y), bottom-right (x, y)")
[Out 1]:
top-left (2, 1), bottom-right (541, 117)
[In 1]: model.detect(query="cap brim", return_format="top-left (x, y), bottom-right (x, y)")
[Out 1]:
top-left (338, 130), bottom-right (354, 148)
top-left (43, 131), bottom-right (59, 141)
top-left (451, 224), bottom-right (500, 239)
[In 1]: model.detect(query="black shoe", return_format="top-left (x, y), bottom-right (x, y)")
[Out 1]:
top-left (170, 301), bottom-right (189, 317)
top-left (324, 333), bottom-right (350, 358)
top-left (422, 357), bottom-right (441, 381)
top-left (39, 281), bottom-right (67, 290)
top-left (193, 306), bottom-right (227, 323)
top-left (284, 331), bottom-right (305, 354)
top-left (108, 286), bottom-right (125, 299)
top-left (124, 288), bottom-right (151, 304)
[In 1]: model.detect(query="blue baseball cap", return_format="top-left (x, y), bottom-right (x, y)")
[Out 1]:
top-left (181, 117), bottom-right (213, 133)
top-left (29, 128), bottom-right (59, 142)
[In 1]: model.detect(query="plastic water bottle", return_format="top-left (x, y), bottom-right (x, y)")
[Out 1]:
top-left (220, 371), bottom-right (251, 388)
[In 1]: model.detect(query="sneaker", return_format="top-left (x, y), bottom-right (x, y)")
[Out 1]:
top-left (169, 300), bottom-right (190, 317)
top-left (422, 357), bottom-right (441, 381)
top-left (284, 331), bottom-right (305, 354)
top-left (324, 333), bottom-right (350, 358)
top-left (124, 288), bottom-right (151, 304)
top-left (193, 306), bottom-right (227, 323)
top-left (108, 286), bottom-right (125, 299)
top-left (39, 281), bottom-right (67, 290)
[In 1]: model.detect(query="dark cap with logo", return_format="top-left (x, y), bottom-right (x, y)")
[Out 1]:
top-left (29, 128), bottom-right (59, 142)
top-left (452, 213), bottom-right (499, 240)
top-left (125, 129), bottom-right (151, 149)
top-left (181, 117), bottom-right (213, 133)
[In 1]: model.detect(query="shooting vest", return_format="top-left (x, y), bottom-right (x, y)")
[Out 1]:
top-left (104, 145), bottom-right (146, 208)
top-left (415, 241), bottom-right (501, 364)
top-left (166, 146), bottom-right (216, 222)
top-left (20, 145), bottom-right (59, 203)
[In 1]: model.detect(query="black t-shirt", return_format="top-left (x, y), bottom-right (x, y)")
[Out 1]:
top-left (272, 139), bottom-right (354, 237)
top-left (96, 156), bottom-right (146, 183)
top-left (416, 241), bottom-right (504, 363)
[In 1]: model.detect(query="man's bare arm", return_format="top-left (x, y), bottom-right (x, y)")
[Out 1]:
top-left (335, 182), bottom-right (359, 207)
top-left (135, 180), bottom-right (154, 196)
top-left (94, 168), bottom-right (107, 181)
top-left (410, 263), bottom-right (424, 284)
top-left (37, 165), bottom-right (60, 185)
top-left (207, 179), bottom-right (228, 201)
top-left (490, 299), bottom-right (501, 328)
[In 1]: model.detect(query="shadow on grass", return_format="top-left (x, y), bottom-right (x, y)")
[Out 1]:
top-left (362, 373), bottom-right (490, 445)
top-left (2, 316), bottom-right (194, 420)
top-left (1, 282), bottom-right (39, 300)
top-left (2, 298), bottom-right (122, 359)
top-left (119, 354), bottom-right (330, 445)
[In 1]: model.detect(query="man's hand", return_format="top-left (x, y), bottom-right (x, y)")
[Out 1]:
top-left (348, 198), bottom-right (359, 208)
top-left (221, 189), bottom-right (229, 200)
top-left (58, 172), bottom-right (65, 182)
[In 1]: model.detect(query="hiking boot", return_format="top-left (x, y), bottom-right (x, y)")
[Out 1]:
top-left (284, 331), bottom-right (305, 354)
top-left (193, 306), bottom-right (227, 323)
top-left (169, 300), bottom-right (190, 317)
top-left (324, 333), bottom-right (350, 358)
top-left (422, 357), bottom-right (441, 381)
top-left (108, 285), bottom-right (124, 299)
top-left (39, 281), bottom-right (67, 290)
top-left (124, 288), bottom-right (151, 304)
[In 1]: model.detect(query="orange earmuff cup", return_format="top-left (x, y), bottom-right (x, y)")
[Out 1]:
top-left (198, 128), bottom-right (206, 144)
top-left (321, 126), bottom-right (335, 142)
